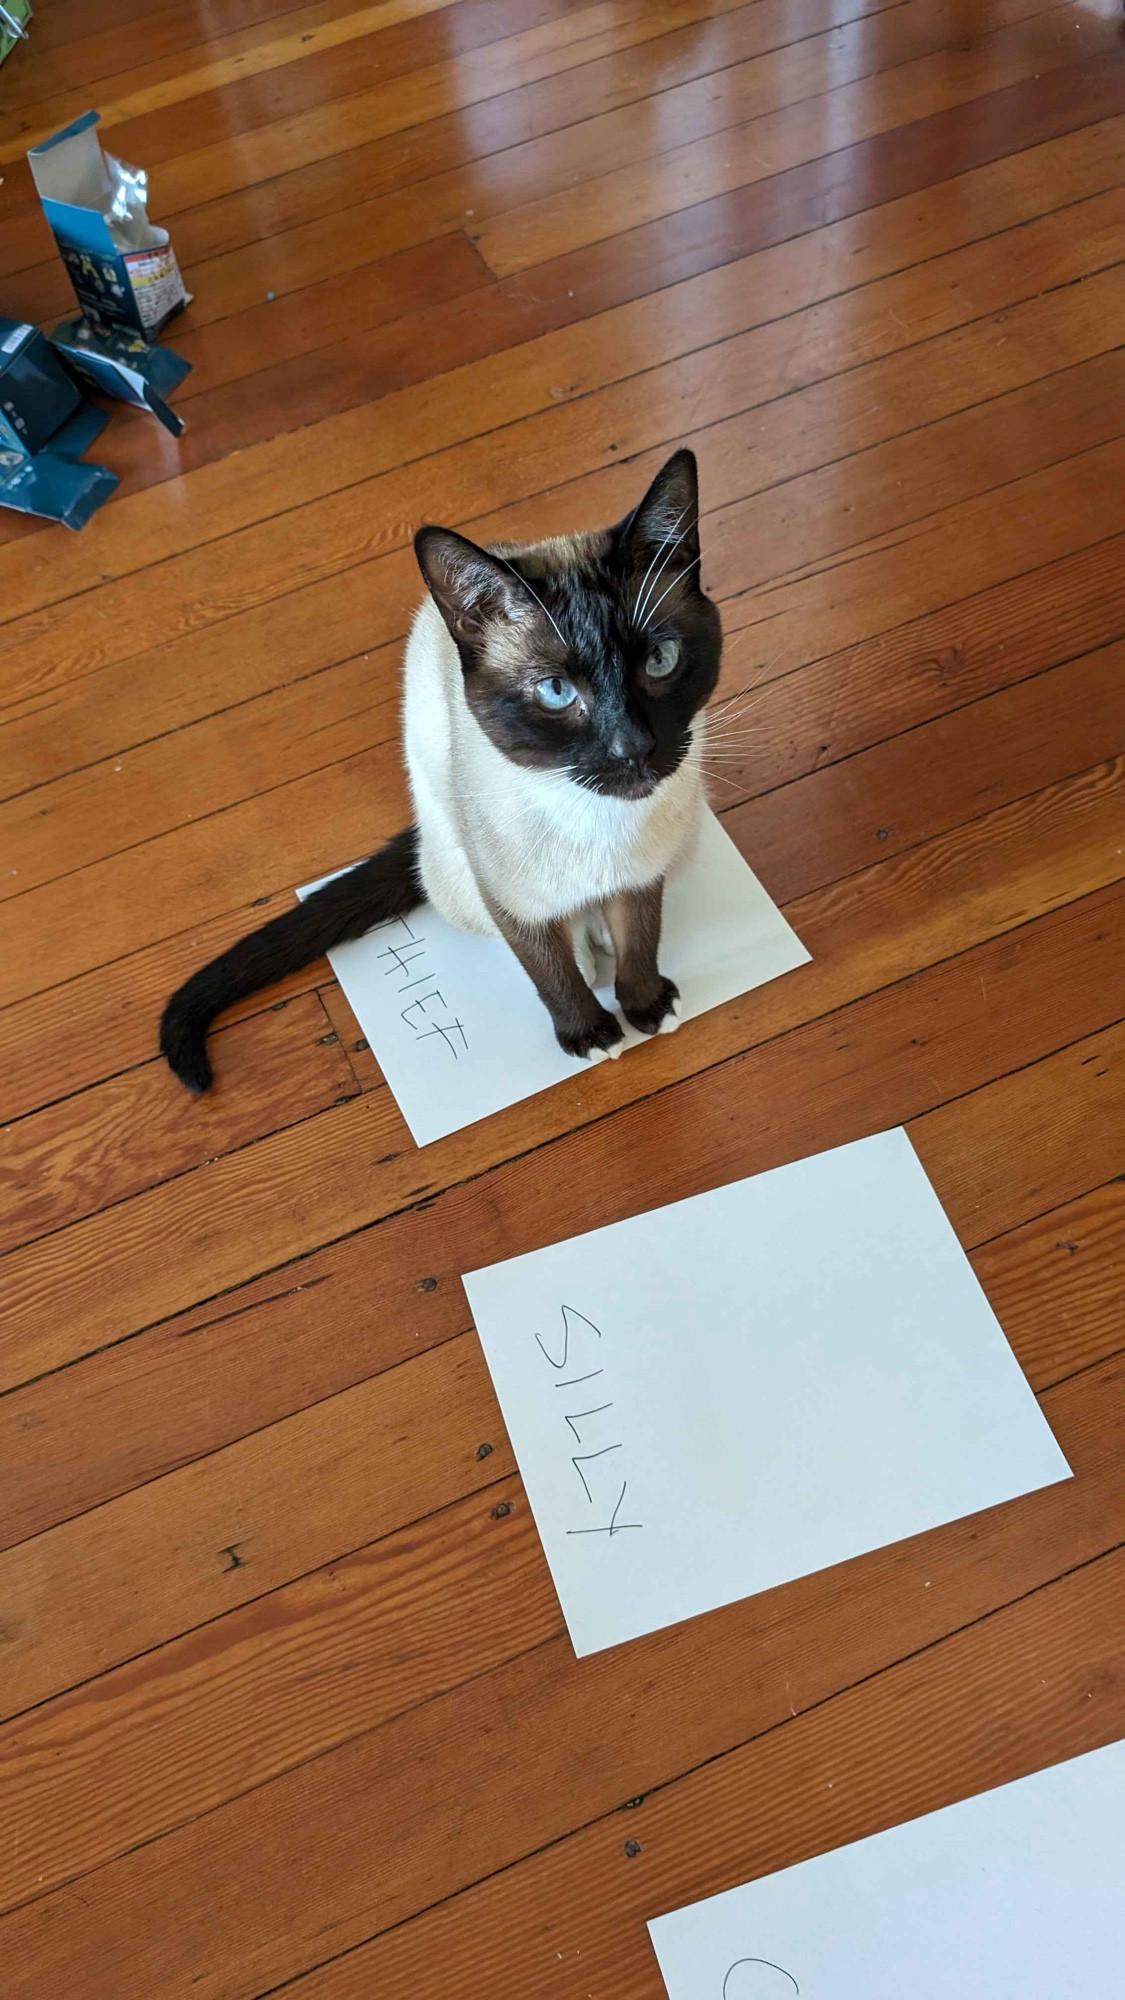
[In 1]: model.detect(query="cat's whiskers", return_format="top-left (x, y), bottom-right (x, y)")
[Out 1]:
top-left (712, 670), bottom-right (771, 700)
top-left (700, 747), bottom-right (761, 773)
top-left (696, 720), bottom-right (764, 752)
top-left (641, 560), bottom-right (700, 631)
top-left (706, 683), bottom-right (772, 722)
top-left (706, 700), bottom-right (762, 731)
top-left (632, 505), bottom-right (692, 625)
top-left (700, 699), bottom-right (772, 747)
top-left (707, 730), bottom-right (762, 752)
top-left (493, 553), bottom-right (568, 647)
top-left (700, 730), bottom-right (762, 757)
top-left (700, 749), bottom-right (756, 769)
top-left (719, 654), bottom-right (773, 678)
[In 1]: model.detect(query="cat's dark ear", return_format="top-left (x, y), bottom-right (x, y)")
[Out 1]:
top-left (619, 448), bottom-right (700, 573)
top-left (414, 526), bottom-right (531, 647)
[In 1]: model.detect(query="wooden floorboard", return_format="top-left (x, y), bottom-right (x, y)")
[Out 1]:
top-left (3, 108), bottom-right (1120, 594)
top-left (5, 230), bottom-right (1123, 895)
top-left (6, 635), bottom-right (1125, 1247)
top-left (0, 1), bottom-right (1122, 1994)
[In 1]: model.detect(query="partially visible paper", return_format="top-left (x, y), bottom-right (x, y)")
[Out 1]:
top-left (299, 807), bottom-right (809, 1146)
top-left (648, 1740), bottom-right (1125, 1998)
top-left (463, 1129), bottom-right (1069, 1657)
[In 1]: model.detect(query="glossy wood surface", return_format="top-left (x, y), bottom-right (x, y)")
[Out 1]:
top-left (0, 2), bottom-right (1123, 1993)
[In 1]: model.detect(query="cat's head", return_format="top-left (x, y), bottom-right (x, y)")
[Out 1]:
top-left (413, 449), bottom-right (721, 802)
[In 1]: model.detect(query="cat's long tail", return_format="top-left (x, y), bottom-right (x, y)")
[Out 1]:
top-left (160, 825), bottom-right (422, 1093)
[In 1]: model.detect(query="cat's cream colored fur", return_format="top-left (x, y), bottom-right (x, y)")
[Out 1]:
top-left (158, 471), bottom-right (711, 1093)
top-left (403, 589), bottom-right (705, 969)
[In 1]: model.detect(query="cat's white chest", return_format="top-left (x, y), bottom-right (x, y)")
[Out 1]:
top-left (471, 752), bottom-right (700, 923)
top-left (402, 597), bottom-right (703, 933)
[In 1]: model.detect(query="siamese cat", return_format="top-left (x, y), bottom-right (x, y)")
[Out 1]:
top-left (160, 448), bottom-right (721, 1090)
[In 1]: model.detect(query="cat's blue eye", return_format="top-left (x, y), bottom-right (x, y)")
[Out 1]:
top-left (534, 675), bottom-right (578, 711)
top-left (646, 638), bottom-right (680, 680)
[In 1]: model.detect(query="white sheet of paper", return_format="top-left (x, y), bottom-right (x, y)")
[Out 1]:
top-left (462, 1128), bottom-right (1069, 1657)
top-left (648, 1739), bottom-right (1125, 1998)
top-left (298, 808), bottom-right (809, 1146)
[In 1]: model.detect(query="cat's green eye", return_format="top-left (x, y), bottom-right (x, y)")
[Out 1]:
top-left (534, 675), bottom-right (578, 711)
top-left (646, 637), bottom-right (680, 680)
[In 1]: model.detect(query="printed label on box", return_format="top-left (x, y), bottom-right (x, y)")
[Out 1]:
top-left (123, 243), bottom-right (186, 335)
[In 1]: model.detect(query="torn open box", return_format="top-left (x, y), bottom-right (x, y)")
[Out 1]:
top-left (28, 110), bottom-right (188, 338)
top-left (0, 317), bottom-right (116, 529)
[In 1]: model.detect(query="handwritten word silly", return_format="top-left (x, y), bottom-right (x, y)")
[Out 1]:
top-left (535, 1305), bottom-right (641, 1539)
top-left (372, 914), bottom-right (469, 1059)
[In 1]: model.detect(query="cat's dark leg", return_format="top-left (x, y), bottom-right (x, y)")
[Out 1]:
top-left (488, 904), bottom-right (624, 1061)
top-left (605, 879), bottom-right (681, 1035)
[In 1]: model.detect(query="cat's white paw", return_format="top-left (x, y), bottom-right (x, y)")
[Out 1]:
top-left (658, 995), bottom-right (683, 1033)
top-left (587, 1039), bottom-right (624, 1063)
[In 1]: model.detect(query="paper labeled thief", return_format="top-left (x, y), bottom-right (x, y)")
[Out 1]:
top-left (463, 1129), bottom-right (1069, 1656)
top-left (299, 807), bottom-right (810, 1146)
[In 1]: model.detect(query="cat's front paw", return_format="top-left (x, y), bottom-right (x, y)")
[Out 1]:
top-left (621, 977), bottom-right (681, 1037)
top-left (557, 1006), bottom-right (625, 1063)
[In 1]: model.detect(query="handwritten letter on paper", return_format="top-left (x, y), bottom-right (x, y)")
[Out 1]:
top-left (367, 913), bottom-right (469, 1062)
top-left (300, 809), bottom-right (810, 1146)
top-left (463, 1129), bottom-right (1069, 1657)
top-left (648, 1740), bottom-right (1125, 1998)
top-left (722, 1965), bottom-right (799, 2000)
top-left (536, 1305), bottom-right (641, 1541)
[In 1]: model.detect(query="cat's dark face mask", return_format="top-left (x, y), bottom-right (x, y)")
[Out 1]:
top-left (414, 449), bottom-right (722, 802)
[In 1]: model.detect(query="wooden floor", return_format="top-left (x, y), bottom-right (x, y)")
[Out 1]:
top-left (1, 0), bottom-right (1123, 1992)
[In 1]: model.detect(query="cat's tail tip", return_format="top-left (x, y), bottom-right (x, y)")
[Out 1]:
top-left (160, 992), bottom-right (215, 1095)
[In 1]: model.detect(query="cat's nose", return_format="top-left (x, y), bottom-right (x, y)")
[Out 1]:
top-left (607, 720), bottom-right (655, 766)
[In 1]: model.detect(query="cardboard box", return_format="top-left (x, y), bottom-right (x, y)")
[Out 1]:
top-left (28, 111), bottom-right (188, 337)
top-left (52, 316), bottom-right (191, 436)
top-left (0, 317), bottom-right (117, 529)
top-left (0, 316), bottom-right (81, 455)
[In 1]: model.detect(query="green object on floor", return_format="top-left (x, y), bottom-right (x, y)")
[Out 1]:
top-left (0, 1), bottom-right (32, 67)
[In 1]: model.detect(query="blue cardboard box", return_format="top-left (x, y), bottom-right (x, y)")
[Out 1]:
top-left (28, 111), bottom-right (188, 338)
top-left (52, 316), bottom-right (191, 437)
top-left (0, 317), bottom-right (117, 529)
top-left (0, 315), bottom-right (80, 455)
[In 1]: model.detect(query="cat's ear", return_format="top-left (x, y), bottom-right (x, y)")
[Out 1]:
top-left (619, 448), bottom-right (700, 574)
top-left (414, 526), bottom-right (532, 647)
